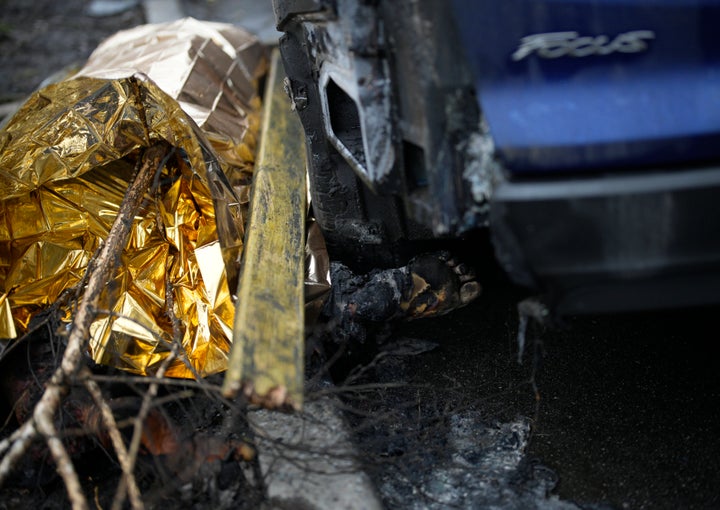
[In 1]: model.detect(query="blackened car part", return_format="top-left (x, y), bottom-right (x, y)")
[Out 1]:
top-left (275, 0), bottom-right (407, 269)
top-left (274, 0), bottom-right (720, 314)
top-left (273, 0), bottom-right (491, 269)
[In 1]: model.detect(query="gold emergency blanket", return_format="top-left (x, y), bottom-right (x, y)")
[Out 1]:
top-left (0, 19), bottom-right (267, 378)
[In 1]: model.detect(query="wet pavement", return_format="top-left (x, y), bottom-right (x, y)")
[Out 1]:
top-left (367, 269), bottom-right (720, 509)
top-left (527, 306), bottom-right (720, 509)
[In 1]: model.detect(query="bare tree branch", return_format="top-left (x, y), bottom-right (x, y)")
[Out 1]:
top-left (0, 420), bottom-right (35, 483)
top-left (110, 348), bottom-right (176, 510)
top-left (83, 370), bottom-right (144, 510)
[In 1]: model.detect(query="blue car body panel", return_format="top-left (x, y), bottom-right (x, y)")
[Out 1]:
top-left (450, 0), bottom-right (720, 173)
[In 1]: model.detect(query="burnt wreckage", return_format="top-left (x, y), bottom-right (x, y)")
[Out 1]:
top-left (273, 0), bottom-right (720, 314)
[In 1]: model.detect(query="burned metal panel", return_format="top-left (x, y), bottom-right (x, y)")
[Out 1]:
top-left (310, 0), bottom-right (397, 190)
top-left (273, 0), bottom-right (332, 31)
top-left (275, 0), bottom-right (494, 246)
top-left (277, 0), bottom-right (410, 269)
top-left (379, 0), bottom-right (491, 235)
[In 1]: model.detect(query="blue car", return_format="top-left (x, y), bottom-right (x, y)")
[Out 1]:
top-left (272, 0), bottom-right (720, 313)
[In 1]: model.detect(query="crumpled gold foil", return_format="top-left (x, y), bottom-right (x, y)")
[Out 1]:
top-left (305, 220), bottom-right (332, 327)
top-left (0, 19), bottom-right (267, 378)
top-left (79, 17), bottom-right (266, 181)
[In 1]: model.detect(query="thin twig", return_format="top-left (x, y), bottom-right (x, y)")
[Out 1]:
top-left (0, 420), bottom-right (35, 482)
top-left (36, 414), bottom-right (86, 510)
top-left (83, 368), bottom-right (144, 510)
top-left (110, 347), bottom-right (177, 510)
top-left (87, 374), bottom-right (218, 391)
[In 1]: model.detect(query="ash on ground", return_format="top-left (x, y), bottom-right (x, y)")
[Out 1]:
top-left (315, 333), bottom-right (583, 510)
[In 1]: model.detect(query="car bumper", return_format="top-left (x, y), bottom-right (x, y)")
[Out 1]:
top-left (490, 164), bottom-right (720, 313)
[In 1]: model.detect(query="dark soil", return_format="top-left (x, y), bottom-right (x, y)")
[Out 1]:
top-left (0, 0), bottom-right (145, 103)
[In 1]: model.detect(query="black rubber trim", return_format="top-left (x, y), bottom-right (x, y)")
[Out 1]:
top-left (272, 0), bottom-right (328, 30)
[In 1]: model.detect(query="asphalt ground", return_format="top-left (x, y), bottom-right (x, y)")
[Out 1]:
top-left (391, 273), bottom-right (720, 509)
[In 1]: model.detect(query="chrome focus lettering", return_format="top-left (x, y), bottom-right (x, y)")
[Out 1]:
top-left (511, 30), bottom-right (655, 61)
